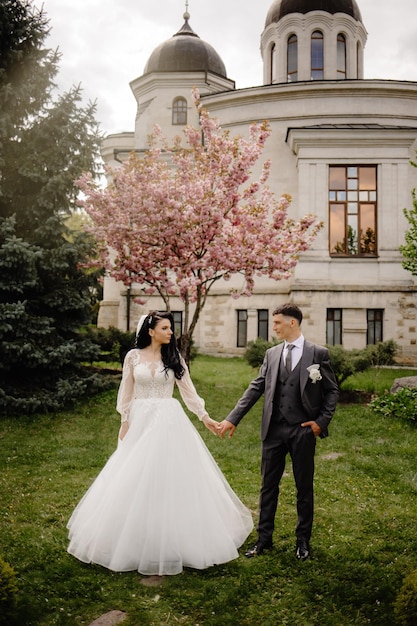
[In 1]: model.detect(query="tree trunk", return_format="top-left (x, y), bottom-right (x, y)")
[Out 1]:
top-left (178, 332), bottom-right (191, 367)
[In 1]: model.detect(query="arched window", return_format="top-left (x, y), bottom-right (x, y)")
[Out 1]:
top-left (337, 33), bottom-right (346, 79)
top-left (287, 35), bottom-right (298, 82)
top-left (311, 30), bottom-right (324, 80)
top-left (357, 40), bottom-right (361, 78)
top-left (269, 43), bottom-right (276, 83)
top-left (172, 97), bottom-right (187, 125)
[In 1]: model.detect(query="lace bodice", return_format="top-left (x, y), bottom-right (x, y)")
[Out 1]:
top-left (117, 349), bottom-right (208, 423)
top-left (133, 359), bottom-right (175, 400)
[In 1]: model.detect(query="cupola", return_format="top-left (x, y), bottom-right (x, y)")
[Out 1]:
top-left (265, 0), bottom-right (363, 26)
top-left (144, 10), bottom-right (227, 78)
top-left (261, 0), bottom-right (367, 84)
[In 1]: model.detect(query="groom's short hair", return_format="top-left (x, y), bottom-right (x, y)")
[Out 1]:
top-left (273, 303), bottom-right (303, 325)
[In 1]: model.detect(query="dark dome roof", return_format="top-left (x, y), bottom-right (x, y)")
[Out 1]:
top-left (144, 14), bottom-right (227, 77)
top-left (265, 0), bottom-right (362, 26)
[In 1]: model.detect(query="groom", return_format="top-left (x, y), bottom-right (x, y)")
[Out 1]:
top-left (218, 303), bottom-right (339, 560)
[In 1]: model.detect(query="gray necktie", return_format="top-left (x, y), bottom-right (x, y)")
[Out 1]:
top-left (285, 344), bottom-right (294, 374)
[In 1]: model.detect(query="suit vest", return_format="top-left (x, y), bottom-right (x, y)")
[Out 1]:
top-left (272, 353), bottom-right (308, 424)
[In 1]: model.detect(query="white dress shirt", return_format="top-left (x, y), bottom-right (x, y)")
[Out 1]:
top-left (283, 335), bottom-right (304, 371)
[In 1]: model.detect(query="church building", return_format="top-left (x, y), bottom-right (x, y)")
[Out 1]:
top-left (100, 0), bottom-right (417, 362)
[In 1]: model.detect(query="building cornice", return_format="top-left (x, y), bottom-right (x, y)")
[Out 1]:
top-left (200, 79), bottom-right (417, 112)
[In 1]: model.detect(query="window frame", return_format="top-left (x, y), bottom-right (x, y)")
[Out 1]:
top-left (287, 34), bottom-right (298, 82)
top-left (269, 42), bottom-right (276, 83)
top-left (171, 311), bottom-right (183, 337)
top-left (311, 30), bottom-right (324, 80)
top-left (237, 310), bottom-right (248, 348)
top-left (367, 309), bottom-right (383, 345)
top-left (329, 165), bottom-right (378, 258)
top-left (337, 33), bottom-right (346, 79)
top-left (257, 309), bottom-right (269, 341)
top-left (326, 308), bottom-right (342, 345)
top-left (172, 97), bottom-right (187, 125)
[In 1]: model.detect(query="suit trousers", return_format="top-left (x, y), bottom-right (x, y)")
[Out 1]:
top-left (257, 419), bottom-right (316, 545)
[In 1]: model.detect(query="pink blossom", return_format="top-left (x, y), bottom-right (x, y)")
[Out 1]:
top-left (78, 91), bottom-right (322, 342)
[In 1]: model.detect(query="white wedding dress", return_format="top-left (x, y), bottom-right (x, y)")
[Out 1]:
top-left (67, 349), bottom-right (253, 575)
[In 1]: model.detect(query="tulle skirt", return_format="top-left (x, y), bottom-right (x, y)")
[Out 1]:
top-left (67, 397), bottom-right (253, 575)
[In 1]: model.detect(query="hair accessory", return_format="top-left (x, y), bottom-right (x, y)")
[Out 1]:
top-left (136, 314), bottom-right (148, 336)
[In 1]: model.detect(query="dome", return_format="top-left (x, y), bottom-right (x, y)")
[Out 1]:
top-left (265, 0), bottom-right (363, 26)
top-left (144, 13), bottom-right (227, 77)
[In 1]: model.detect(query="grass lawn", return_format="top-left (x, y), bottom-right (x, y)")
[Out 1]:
top-left (1, 356), bottom-right (417, 625)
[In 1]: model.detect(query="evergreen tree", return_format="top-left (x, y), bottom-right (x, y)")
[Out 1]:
top-left (0, 0), bottom-right (105, 414)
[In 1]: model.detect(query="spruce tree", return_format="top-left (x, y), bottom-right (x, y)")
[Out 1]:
top-left (0, 0), bottom-right (104, 414)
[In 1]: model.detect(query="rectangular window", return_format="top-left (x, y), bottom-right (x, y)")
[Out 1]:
top-left (367, 309), bottom-right (383, 344)
top-left (329, 165), bottom-right (377, 256)
top-left (171, 311), bottom-right (183, 337)
top-left (237, 310), bottom-right (248, 348)
top-left (327, 308), bottom-right (342, 345)
top-left (258, 309), bottom-right (269, 340)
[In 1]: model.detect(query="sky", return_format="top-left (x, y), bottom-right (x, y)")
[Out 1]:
top-left (32, 0), bottom-right (417, 136)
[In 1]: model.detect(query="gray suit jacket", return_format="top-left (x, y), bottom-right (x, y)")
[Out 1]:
top-left (227, 340), bottom-right (339, 440)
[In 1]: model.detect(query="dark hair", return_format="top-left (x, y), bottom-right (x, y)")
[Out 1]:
top-left (135, 311), bottom-right (185, 379)
top-left (272, 303), bottom-right (303, 325)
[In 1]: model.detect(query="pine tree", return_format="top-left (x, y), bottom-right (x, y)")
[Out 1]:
top-left (0, 0), bottom-right (105, 414)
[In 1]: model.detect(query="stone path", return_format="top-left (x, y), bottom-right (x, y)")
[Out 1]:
top-left (88, 610), bottom-right (127, 626)
top-left (87, 577), bottom-right (164, 625)
top-left (140, 575), bottom-right (165, 587)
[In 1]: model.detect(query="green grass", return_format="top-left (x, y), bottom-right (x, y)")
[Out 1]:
top-left (1, 356), bottom-right (417, 625)
top-left (341, 366), bottom-right (417, 395)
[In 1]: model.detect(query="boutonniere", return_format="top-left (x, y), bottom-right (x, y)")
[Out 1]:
top-left (307, 364), bottom-right (322, 383)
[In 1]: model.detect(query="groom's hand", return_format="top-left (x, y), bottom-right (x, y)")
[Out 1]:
top-left (217, 420), bottom-right (236, 439)
top-left (301, 421), bottom-right (322, 437)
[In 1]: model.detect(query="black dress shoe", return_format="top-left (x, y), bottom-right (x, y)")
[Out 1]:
top-left (244, 543), bottom-right (272, 558)
top-left (295, 540), bottom-right (310, 561)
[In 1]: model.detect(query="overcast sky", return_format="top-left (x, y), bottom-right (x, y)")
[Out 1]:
top-left (32, 0), bottom-right (417, 136)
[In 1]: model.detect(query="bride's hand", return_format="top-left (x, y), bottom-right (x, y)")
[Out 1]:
top-left (202, 415), bottom-right (219, 436)
top-left (119, 422), bottom-right (129, 440)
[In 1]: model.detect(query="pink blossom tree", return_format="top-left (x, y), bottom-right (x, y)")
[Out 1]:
top-left (78, 91), bottom-right (322, 359)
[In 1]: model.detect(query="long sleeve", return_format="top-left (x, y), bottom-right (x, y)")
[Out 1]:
top-left (226, 354), bottom-right (267, 426)
top-left (116, 350), bottom-right (136, 423)
top-left (175, 360), bottom-right (208, 420)
top-left (311, 346), bottom-right (339, 437)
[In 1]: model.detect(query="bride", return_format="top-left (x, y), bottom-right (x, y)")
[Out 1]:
top-left (67, 311), bottom-right (253, 576)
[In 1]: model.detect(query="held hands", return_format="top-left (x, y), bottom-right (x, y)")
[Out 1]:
top-left (202, 415), bottom-right (221, 436)
top-left (202, 415), bottom-right (236, 438)
top-left (217, 420), bottom-right (236, 439)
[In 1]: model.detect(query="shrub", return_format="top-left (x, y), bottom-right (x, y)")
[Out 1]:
top-left (84, 325), bottom-right (199, 365)
top-left (244, 337), bottom-right (277, 368)
top-left (243, 339), bottom-right (397, 385)
top-left (394, 569), bottom-right (417, 626)
top-left (366, 339), bottom-right (397, 366)
top-left (0, 556), bottom-right (18, 625)
top-left (84, 326), bottom-right (135, 365)
top-left (369, 387), bottom-right (417, 425)
top-left (326, 341), bottom-right (396, 386)
top-left (326, 345), bottom-right (373, 385)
